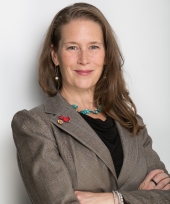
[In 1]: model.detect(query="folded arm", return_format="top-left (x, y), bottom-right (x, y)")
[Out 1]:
top-left (74, 116), bottom-right (170, 204)
top-left (74, 168), bottom-right (170, 204)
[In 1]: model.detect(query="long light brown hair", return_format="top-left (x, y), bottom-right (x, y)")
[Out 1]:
top-left (39, 2), bottom-right (144, 135)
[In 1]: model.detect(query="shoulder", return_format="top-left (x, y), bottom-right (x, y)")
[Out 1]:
top-left (136, 114), bottom-right (145, 126)
top-left (11, 102), bottom-right (53, 138)
top-left (11, 103), bottom-right (59, 149)
top-left (135, 114), bottom-right (153, 148)
top-left (12, 103), bottom-right (45, 124)
top-left (11, 93), bottom-right (65, 135)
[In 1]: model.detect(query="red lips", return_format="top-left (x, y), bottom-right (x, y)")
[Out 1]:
top-left (75, 70), bottom-right (93, 76)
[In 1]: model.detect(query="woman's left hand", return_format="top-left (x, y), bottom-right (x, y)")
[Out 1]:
top-left (138, 169), bottom-right (170, 190)
top-left (74, 191), bottom-right (114, 204)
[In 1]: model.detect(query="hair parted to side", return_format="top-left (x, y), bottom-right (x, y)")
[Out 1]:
top-left (39, 2), bottom-right (144, 135)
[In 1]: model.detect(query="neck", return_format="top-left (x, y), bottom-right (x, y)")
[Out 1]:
top-left (60, 86), bottom-right (96, 110)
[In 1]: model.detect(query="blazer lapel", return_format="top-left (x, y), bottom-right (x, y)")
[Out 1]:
top-left (116, 121), bottom-right (139, 188)
top-left (44, 93), bottom-right (117, 180)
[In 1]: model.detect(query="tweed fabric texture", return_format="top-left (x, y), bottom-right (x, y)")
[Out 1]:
top-left (12, 93), bottom-right (170, 204)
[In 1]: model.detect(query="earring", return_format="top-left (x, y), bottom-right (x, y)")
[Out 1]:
top-left (55, 65), bottom-right (59, 81)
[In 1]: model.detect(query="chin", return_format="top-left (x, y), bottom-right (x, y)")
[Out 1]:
top-left (75, 84), bottom-right (95, 91)
top-left (76, 86), bottom-right (93, 90)
top-left (75, 81), bottom-right (96, 89)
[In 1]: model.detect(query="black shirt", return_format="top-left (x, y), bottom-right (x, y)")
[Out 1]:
top-left (80, 113), bottom-right (124, 177)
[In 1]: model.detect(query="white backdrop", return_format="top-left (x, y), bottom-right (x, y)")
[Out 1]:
top-left (0, 0), bottom-right (170, 203)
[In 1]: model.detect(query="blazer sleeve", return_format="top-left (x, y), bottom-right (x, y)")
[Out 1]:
top-left (12, 110), bottom-right (79, 204)
top-left (120, 116), bottom-right (170, 204)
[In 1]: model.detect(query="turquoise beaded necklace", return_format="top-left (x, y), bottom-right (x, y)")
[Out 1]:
top-left (72, 104), bottom-right (102, 115)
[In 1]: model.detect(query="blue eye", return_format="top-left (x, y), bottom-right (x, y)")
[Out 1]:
top-left (67, 46), bottom-right (77, 50)
top-left (90, 45), bottom-right (99, 49)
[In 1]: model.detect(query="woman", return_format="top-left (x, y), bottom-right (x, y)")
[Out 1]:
top-left (12, 2), bottom-right (170, 204)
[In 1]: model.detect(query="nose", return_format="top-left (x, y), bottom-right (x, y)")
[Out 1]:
top-left (77, 50), bottom-right (90, 65)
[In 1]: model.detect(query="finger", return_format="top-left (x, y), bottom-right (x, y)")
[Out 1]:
top-left (74, 191), bottom-right (93, 198)
top-left (144, 169), bottom-right (164, 183)
top-left (138, 182), bottom-right (145, 189)
top-left (155, 178), bottom-right (170, 190)
top-left (74, 191), bottom-right (88, 203)
top-left (162, 184), bottom-right (170, 190)
top-left (153, 172), bottom-right (169, 183)
top-left (74, 191), bottom-right (87, 195)
top-left (151, 172), bottom-right (169, 188)
top-left (138, 169), bottom-right (164, 190)
top-left (74, 191), bottom-right (79, 195)
top-left (139, 180), bottom-right (156, 190)
top-left (151, 179), bottom-right (158, 186)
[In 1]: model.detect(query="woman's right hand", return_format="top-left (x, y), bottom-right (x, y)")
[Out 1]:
top-left (138, 169), bottom-right (170, 190)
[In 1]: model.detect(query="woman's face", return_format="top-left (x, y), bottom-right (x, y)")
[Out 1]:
top-left (51, 19), bottom-right (105, 92)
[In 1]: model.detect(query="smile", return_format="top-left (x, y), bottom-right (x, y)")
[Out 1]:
top-left (75, 70), bottom-right (93, 76)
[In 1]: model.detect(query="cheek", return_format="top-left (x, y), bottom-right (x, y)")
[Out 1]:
top-left (59, 53), bottom-right (69, 65)
top-left (61, 52), bottom-right (78, 65)
top-left (92, 52), bottom-right (105, 66)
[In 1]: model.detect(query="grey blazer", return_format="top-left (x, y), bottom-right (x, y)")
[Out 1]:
top-left (12, 93), bottom-right (170, 204)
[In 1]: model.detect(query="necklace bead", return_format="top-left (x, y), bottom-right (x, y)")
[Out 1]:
top-left (72, 104), bottom-right (102, 115)
top-left (72, 104), bottom-right (78, 109)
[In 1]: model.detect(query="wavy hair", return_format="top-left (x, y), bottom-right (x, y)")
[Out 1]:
top-left (39, 2), bottom-right (144, 135)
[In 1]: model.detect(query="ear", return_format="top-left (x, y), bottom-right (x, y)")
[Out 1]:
top-left (51, 44), bottom-right (59, 66)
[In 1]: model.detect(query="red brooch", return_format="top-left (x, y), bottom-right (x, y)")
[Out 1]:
top-left (57, 116), bottom-right (70, 125)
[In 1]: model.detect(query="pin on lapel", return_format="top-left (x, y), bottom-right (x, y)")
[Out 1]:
top-left (57, 116), bottom-right (70, 125)
top-left (57, 119), bottom-right (63, 125)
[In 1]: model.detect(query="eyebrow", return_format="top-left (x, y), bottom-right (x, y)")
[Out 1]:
top-left (63, 41), bottom-right (103, 45)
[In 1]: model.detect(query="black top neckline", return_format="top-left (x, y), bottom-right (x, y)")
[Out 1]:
top-left (79, 113), bottom-right (107, 122)
top-left (79, 113), bottom-right (124, 177)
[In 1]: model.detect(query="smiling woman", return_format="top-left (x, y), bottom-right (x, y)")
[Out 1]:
top-left (51, 19), bottom-right (105, 93)
top-left (11, 2), bottom-right (170, 204)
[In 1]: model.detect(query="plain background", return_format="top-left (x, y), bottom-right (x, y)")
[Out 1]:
top-left (0, 0), bottom-right (169, 203)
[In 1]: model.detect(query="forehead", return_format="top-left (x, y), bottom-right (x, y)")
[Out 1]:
top-left (59, 19), bottom-right (104, 43)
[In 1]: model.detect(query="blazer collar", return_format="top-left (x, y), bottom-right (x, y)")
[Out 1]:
top-left (44, 94), bottom-right (140, 186)
top-left (116, 122), bottom-right (139, 188)
top-left (44, 93), bottom-right (117, 180)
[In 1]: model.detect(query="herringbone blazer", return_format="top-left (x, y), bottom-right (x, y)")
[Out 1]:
top-left (12, 93), bottom-right (170, 204)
